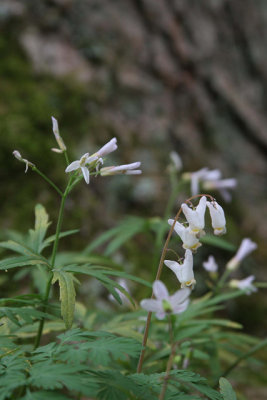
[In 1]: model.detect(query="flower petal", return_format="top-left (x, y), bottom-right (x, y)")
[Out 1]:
top-left (140, 299), bottom-right (162, 313)
top-left (81, 166), bottom-right (90, 184)
top-left (65, 161), bottom-right (80, 173)
top-left (153, 280), bottom-right (169, 300)
top-left (155, 311), bottom-right (166, 320)
top-left (170, 288), bottom-right (190, 306)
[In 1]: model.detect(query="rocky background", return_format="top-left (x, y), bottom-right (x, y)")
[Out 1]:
top-left (0, 0), bottom-right (267, 339)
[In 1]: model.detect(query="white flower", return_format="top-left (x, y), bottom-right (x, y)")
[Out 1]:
top-left (227, 238), bottom-right (257, 270)
top-left (140, 280), bottom-right (190, 319)
top-left (203, 255), bottom-right (218, 273)
top-left (189, 168), bottom-right (221, 196)
top-left (186, 167), bottom-right (237, 202)
top-left (92, 138), bottom-right (118, 169)
top-left (168, 219), bottom-right (201, 251)
top-left (164, 250), bottom-right (196, 289)
top-left (65, 153), bottom-right (98, 184)
top-left (169, 151), bottom-right (183, 172)
top-left (108, 279), bottom-right (131, 306)
top-left (51, 116), bottom-right (66, 153)
top-left (100, 162), bottom-right (142, 176)
top-left (203, 178), bottom-right (237, 202)
top-left (13, 150), bottom-right (35, 172)
top-left (95, 137), bottom-right (118, 158)
top-left (181, 196), bottom-right (207, 234)
top-left (229, 275), bottom-right (257, 295)
top-left (207, 201), bottom-right (226, 236)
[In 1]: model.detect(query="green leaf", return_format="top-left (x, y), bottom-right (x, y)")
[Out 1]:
top-left (28, 204), bottom-right (51, 253)
top-left (219, 378), bottom-right (237, 400)
top-left (52, 271), bottom-right (76, 329)
top-left (0, 240), bottom-right (37, 257)
top-left (42, 229), bottom-right (79, 251)
top-left (84, 216), bottom-right (147, 255)
top-left (21, 390), bottom-right (72, 400)
top-left (0, 305), bottom-right (57, 326)
top-left (0, 255), bottom-right (50, 271)
top-left (200, 235), bottom-right (235, 252)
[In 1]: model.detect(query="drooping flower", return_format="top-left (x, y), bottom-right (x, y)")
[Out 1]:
top-left (168, 219), bottom-right (201, 251)
top-left (181, 196), bottom-right (207, 234)
top-left (65, 153), bottom-right (98, 184)
top-left (100, 162), bottom-right (142, 176)
top-left (227, 238), bottom-right (257, 270)
top-left (140, 280), bottom-right (190, 320)
top-left (51, 116), bottom-right (66, 153)
top-left (203, 255), bottom-right (218, 273)
top-left (164, 250), bottom-right (196, 288)
top-left (108, 278), bottom-right (131, 306)
top-left (13, 150), bottom-right (35, 172)
top-left (207, 201), bottom-right (226, 236)
top-left (229, 275), bottom-right (257, 295)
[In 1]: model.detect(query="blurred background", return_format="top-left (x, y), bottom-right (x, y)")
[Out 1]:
top-left (0, 0), bottom-right (266, 367)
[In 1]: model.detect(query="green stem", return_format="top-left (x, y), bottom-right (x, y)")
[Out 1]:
top-left (216, 268), bottom-right (232, 291)
top-left (153, 173), bottom-right (180, 267)
top-left (64, 150), bottom-right (70, 167)
top-left (34, 178), bottom-right (72, 349)
top-left (33, 167), bottom-right (63, 197)
top-left (159, 317), bottom-right (176, 400)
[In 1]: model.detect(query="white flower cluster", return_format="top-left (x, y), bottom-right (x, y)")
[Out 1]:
top-left (65, 134), bottom-right (141, 184)
top-left (185, 167), bottom-right (237, 202)
top-left (164, 196), bottom-right (226, 289)
top-left (203, 238), bottom-right (258, 294)
top-left (13, 118), bottom-right (142, 184)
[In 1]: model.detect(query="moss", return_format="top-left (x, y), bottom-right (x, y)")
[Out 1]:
top-left (0, 30), bottom-right (108, 234)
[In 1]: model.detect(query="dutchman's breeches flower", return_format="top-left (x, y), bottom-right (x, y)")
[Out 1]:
top-left (203, 255), bottom-right (218, 273)
top-left (168, 219), bottom-right (201, 251)
top-left (65, 153), bottom-right (98, 184)
top-left (181, 196), bottom-right (207, 234)
top-left (229, 275), bottom-right (257, 295)
top-left (164, 249), bottom-right (195, 289)
top-left (100, 162), bottom-right (142, 176)
top-left (227, 238), bottom-right (257, 270)
top-left (207, 201), bottom-right (226, 236)
top-left (189, 168), bottom-right (221, 196)
top-left (140, 280), bottom-right (190, 319)
top-left (13, 150), bottom-right (35, 172)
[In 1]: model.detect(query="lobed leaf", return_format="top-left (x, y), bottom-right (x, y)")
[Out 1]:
top-left (52, 270), bottom-right (76, 329)
top-left (219, 377), bottom-right (237, 400)
top-left (28, 204), bottom-right (51, 253)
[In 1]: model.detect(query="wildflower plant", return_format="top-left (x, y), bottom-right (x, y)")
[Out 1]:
top-left (0, 120), bottom-right (266, 399)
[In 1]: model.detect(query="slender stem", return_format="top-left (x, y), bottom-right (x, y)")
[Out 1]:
top-left (32, 167), bottom-right (63, 197)
top-left (154, 172), bottom-right (179, 267)
top-left (159, 317), bottom-right (176, 400)
top-left (34, 178), bottom-right (72, 349)
top-left (137, 194), bottom-right (214, 373)
top-left (216, 268), bottom-right (232, 291)
top-left (64, 150), bottom-right (70, 167)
